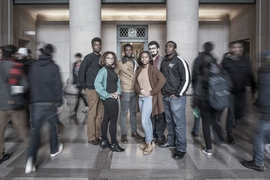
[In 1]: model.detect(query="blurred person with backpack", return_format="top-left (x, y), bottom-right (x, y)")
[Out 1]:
top-left (193, 42), bottom-right (231, 156)
top-left (0, 45), bottom-right (30, 164)
top-left (221, 41), bottom-right (256, 144)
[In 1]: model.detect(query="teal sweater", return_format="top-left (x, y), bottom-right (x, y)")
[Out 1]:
top-left (94, 66), bottom-right (122, 100)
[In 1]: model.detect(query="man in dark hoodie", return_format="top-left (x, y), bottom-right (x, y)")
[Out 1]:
top-left (221, 41), bottom-right (256, 144)
top-left (25, 44), bottom-right (63, 174)
top-left (242, 51), bottom-right (270, 172)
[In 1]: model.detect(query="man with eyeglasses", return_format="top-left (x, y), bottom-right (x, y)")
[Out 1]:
top-left (148, 41), bottom-right (166, 144)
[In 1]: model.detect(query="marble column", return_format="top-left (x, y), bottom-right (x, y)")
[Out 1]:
top-left (166, 0), bottom-right (199, 66)
top-left (0, 0), bottom-right (13, 45)
top-left (256, 0), bottom-right (270, 68)
top-left (64, 0), bottom-right (101, 94)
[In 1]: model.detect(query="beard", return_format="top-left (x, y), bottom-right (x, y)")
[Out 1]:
top-left (151, 52), bottom-right (159, 58)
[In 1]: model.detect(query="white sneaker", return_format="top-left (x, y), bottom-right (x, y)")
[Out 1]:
top-left (82, 107), bottom-right (89, 113)
top-left (50, 143), bottom-right (63, 159)
top-left (25, 157), bottom-right (36, 174)
top-left (202, 147), bottom-right (212, 156)
top-left (265, 144), bottom-right (270, 153)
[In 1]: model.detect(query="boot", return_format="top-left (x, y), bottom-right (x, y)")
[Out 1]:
top-left (111, 142), bottom-right (125, 152)
top-left (100, 140), bottom-right (111, 149)
top-left (143, 142), bottom-right (153, 155)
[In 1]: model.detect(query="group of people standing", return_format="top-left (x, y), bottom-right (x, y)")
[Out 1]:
top-left (76, 37), bottom-right (190, 159)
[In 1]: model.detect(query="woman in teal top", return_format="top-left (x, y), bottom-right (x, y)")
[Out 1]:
top-left (94, 51), bottom-right (124, 152)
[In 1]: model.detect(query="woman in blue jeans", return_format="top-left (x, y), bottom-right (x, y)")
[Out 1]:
top-left (134, 51), bottom-right (166, 155)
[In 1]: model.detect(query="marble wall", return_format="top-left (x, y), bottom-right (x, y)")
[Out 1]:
top-left (36, 21), bottom-right (230, 82)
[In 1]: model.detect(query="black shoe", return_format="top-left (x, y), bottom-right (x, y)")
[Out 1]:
top-left (0, 154), bottom-right (10, 164)
top-left (191, 131), bottom-right (198, 138)
top-left (242, 160), bottom-right (264, 172)
top-left (226, 135), bottom-right (235, 144)
top-left (111, 142), bottom-right (125, 152)
top-left (100, 140), bottom-right (111, 149)
top-left (158, 141), bottom-right (175, 148)
top-left (173, 150), bottom-right (186, 160)
top-left (156, 136), bottom-right (166, 145)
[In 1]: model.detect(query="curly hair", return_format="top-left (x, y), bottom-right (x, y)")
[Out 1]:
top-left (99, 51), bottom-right (118, 67)
top-left (137, 51), bottom-right (153, 66)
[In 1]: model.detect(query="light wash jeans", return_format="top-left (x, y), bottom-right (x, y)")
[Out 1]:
top-left (139, 96), bottom-right (153, 143)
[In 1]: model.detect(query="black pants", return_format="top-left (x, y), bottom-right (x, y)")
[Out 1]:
top-left (73, 87), bottom-right (88, 112)
top-left (101, 98), bottom-right (119, 144)
top-left (199, 100), bottom-right (223, 150)
top-left (151, 113), bottom-right (166, 139)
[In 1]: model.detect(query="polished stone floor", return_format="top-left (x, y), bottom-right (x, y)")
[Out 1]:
top-left (1, 95), bottom-right (270, 180)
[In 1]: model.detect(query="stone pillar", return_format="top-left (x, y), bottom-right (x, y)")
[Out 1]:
top-left (64, 0), bottom-right (101, 94)
top-left (0, 0), bottom-right (13, 45)
top-left (256, 0), bottom-right (270, 68)
top-left (166, 0), bottom-right (199, 66)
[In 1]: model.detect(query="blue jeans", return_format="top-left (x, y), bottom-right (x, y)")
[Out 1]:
top-left (163, 96), bottom-right (187, 152)
top-left (139, 96), bottom-right (153, 143)
top-left (226, 92), bottom-right (246, 135)
top-left (27, 103), bottom-right (59, 164)
top-left (253, 119), bottom-right (270, 166)
top-left (120, 92), bottom-right (137, 135)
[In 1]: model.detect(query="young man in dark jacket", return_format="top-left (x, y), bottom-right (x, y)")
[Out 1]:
top-left (221, 41), bottom-right (256, 144)
top-left (25, 44), bottom-right (63, 174)
top-left (159, 41), bottom-right (191, 160)
top-left (242, 51), bottom-right (270, 172)
top-left (78, 37), bottom-right (104, 145)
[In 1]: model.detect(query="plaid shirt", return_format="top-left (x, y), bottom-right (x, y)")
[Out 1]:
top-left (4, 58), bottom-right (25, 85)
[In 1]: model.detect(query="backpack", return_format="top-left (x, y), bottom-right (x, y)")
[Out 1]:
top-left (208, 63), bottom-right (230, 111)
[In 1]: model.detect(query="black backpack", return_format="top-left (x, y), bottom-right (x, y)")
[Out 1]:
top-left (208, 63), bottom-right (231, 111)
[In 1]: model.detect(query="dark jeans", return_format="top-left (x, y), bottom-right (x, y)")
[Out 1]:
top-left (199, 100), bottom-right (223, 150)
top-left (163, 96), bottom-right (187, 152)
top-left (151, 113), bottom-right (166, 139)
top-left (101, 98), bottom-right (119, 144)
top-left (226, 92), bottom-right (246, 135)
top-left (253, 118), bottom-right (270, 166)
top-left (27, 102), bottom-right (59, 164)
top-left (73, 87), bottom-right (88, 112)
top-left (192, 116), bottom-right (200, 134)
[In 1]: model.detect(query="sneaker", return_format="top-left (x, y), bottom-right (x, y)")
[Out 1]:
top-left (69, 111), bottom-right (77, 117)
top-left (0, 153), bottom-right (10, 164)
top-left (226, 135), bottom-right (235, 144)
top-left (173, 150), bottom-right (186, 160)
top-left (50, 143), bottom-right (63, 159)
top-left (265, 144), bottom-right (270, 153)
top-left (82, 107), bottom-right (89, 113)
top-left (25, 157), bottom-right (36, 174)
top-left (242, 160), bottom-right (264, 172)
top-left (201, 147), bottom-right (212, 156)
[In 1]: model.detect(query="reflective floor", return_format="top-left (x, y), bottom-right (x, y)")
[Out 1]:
top-left (1, 95), bottom-right (270, 179)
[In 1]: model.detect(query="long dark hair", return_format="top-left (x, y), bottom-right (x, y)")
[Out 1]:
top-left (137, 51), bottom-right (153, 67)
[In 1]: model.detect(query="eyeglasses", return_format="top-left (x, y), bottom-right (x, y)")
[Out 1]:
top-left (148, 47), bottom-right (157, 50)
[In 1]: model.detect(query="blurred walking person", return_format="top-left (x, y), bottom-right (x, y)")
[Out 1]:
top-left (0, 45), bottom-right (29, 164)
top-left (70, 53), bottom-right (89, 117)
top-left (25, 44), bottom-right (63, 174)
top-left (242, 51), bottom-right (270, 172)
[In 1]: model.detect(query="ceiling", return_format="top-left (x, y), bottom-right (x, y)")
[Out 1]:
top-left (16, 3), bottom-right (253, 22)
